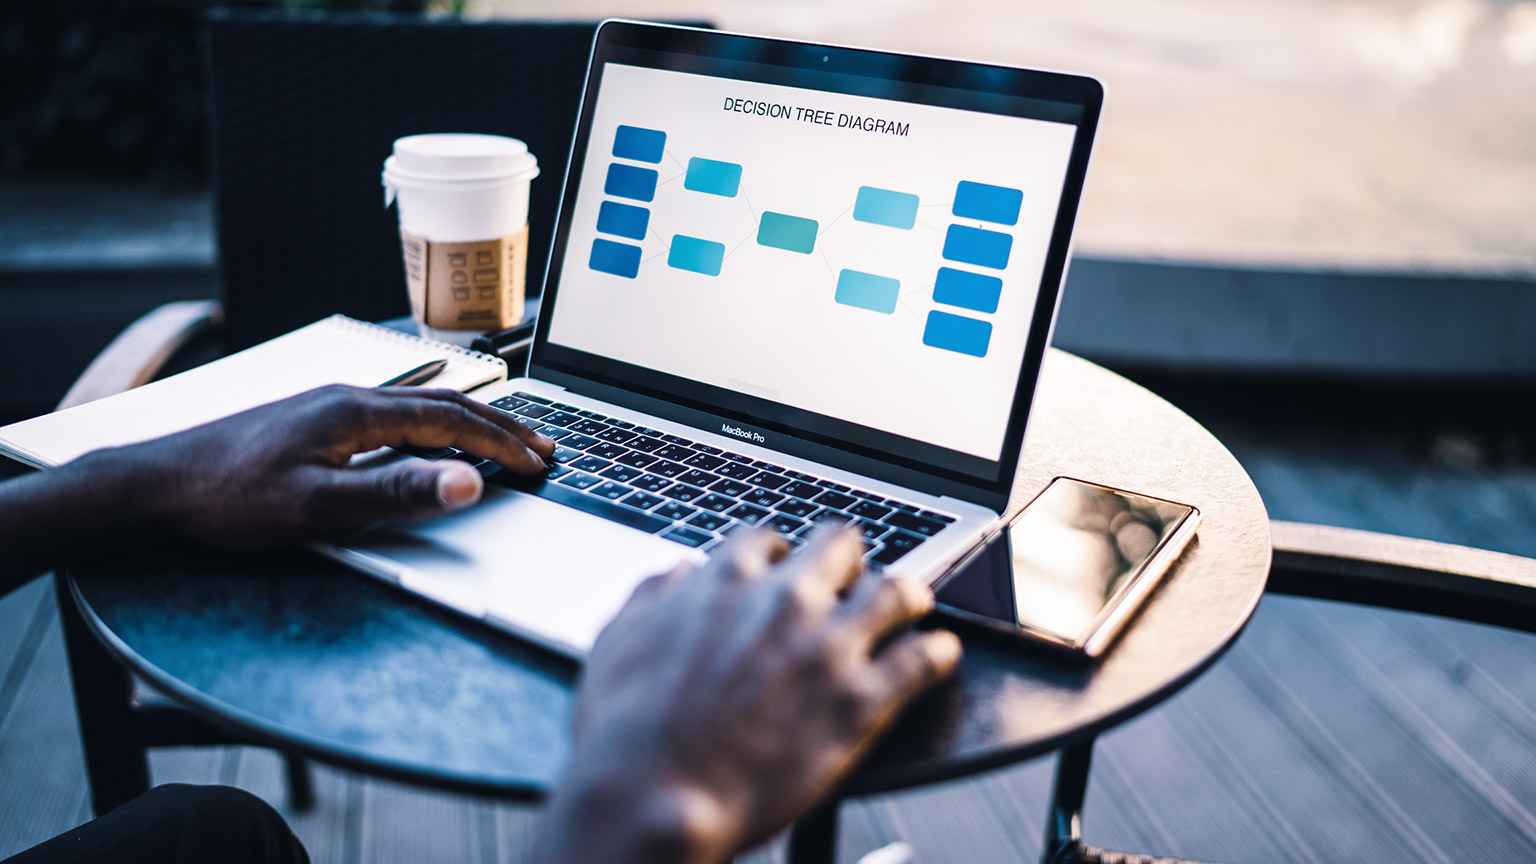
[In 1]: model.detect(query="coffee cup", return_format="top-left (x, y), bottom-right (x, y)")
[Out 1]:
top-left (383, 134), bottom-right (539, 331)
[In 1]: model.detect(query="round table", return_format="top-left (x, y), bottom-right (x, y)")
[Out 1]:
top-left (66, 349), bottom-right (1271, 860)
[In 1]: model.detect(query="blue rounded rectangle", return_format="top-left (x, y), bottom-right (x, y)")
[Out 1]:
top-left (596, 200), bottom-right (650, 241)
top-left (667, 235), bottom-right (725, 277)
top-left (756, 212), bottom-right (818, 254)
top-left (613, 125), bottom-right (666, 163)
top-left (942, 224), bottom-right (1013, 270)
top-left (853, 186), bottom-right (920, 230)
top-left (834, 269), bottom-right (900, 314)
top-left (923, 310), bottom-right (992, 357)
top-left (933, 267), bottom-right (1003, 314)
top-left (605, 163), bottom-right (658, 202)
top-left (589, 238), bottom-right (642, 279)
top-left (684, 158), bottom-right (742, 197)
top-left (953, 181), bottom-right (1023, 226)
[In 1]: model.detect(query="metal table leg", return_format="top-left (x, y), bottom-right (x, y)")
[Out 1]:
top-left (787, 800), bottom-right (840, 864)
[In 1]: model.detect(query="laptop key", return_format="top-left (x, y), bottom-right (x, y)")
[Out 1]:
top-left (569, 419), bottom-right (608, 436)
top-left (815, 480), bottom-right (851, 493)
top-left (595, 427), bottom-right (637, 444)
top-left (650, 460), bottom-right (689, 478)
top-left (540, 411), bottom-right (583, 427)
top-left (513, 391), bottom-right (552, 404)
top-left (626, 435), bottom-right (666, 453)
top-left (600, 464), bottom-right (643, 482)
top-left (577, 409), bottom-right (606, 419)
top-left (774, 498), bottom-right (819, 519)
top-left (655, 444), bottom-right (695, 462)
top-left (785, 471), bottom-right (818, 483)
top-left (544, 463), bottom-right (574, 479)
top-left (854, 519), bottom-right (890, 541)
top-left (561, 433), bottom-right (602, 450)
top-left (558, 471), bottom-right (602, 490)
top-left (610, 419), bottom-right (636, 430)
top-left (781, 481), bottom-right (822, 500)
top-left (653, 502), bottom-right (698, 522)
top-left (847, 500), bottom-right (893, 521)
top-left (708, 479), bottom-right (750, 497)
top-left (870, 531), bottom-right (923, 565)
top-left (591, 482), bottom-right (630, 501)
top-left (513, 404), bottom-right (556, 420)
top-left (676, 469), bottom-right (720, 489)
top-left (635, 426), bottom-right (665, 437)
top-left (552, 402), bottom-right (581, 412)
top-left (766, 514), bottom-right (805, 535)
top-left (715, 462), bottom-right (758, 481)
top-left (740, 489), bottom-right (785, 508)
top-left (812, 490), bottom-right (857, 510)
top-left (688, 512), bottom-right (731, 532)
top-left (550, 445), bottom-right (582, 463)
top-left (489, 396), bottom-right (529, 411)
top-left (571, 455), bottom-right (611, 473)
top-left (696, 494), bottom-right (736, 513)
top-left (747, 472), bottom-right (791, 490)
top-left (621, 491), bottom-right (665, 511)
top-left (662, 526), bottom-right (713, 548)
top-left (630, 474), bottom-right (671, 493)
top-left (682, 452), bottom-right (727, 471)
top-left (662, 484), bottom-right (706, 503)
top-left (586, 442), bottom-right (628, 460)
top-left (692, 444), bottom-right (723, 455)
top-left (885, 510), bottom-right (946, 537)
top-left (810, 509), bottom-right (855, 527)
top-left (723, 453), bottom-right (754, 464)
top-left (537, 425), bottom-right (574, 441)
top-left (920, 509), bottom-right (957, 525)
top-left (661, 434), bottom-right (693, 446)
top-left (616, 451), bottom-right (659, 469)
top-left (726, 503), bottom-right (770, 524)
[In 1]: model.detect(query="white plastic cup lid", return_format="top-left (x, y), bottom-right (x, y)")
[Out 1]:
top-left (382, 134), bottom-right (540, 195)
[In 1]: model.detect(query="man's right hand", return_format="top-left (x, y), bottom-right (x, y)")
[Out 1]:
top-left (531, 528), bottom-right (962, 864)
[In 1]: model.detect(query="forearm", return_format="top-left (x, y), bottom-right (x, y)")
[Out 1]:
top-left (528, 774), bottom-right (733, 864)
top-left (0, 449), bottom-right (161, 595)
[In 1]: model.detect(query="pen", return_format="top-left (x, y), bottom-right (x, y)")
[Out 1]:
top-left (379, 358), bottom-right (449, 387)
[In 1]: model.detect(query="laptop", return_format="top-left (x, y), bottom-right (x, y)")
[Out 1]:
top-left (322, 20), bottom-right (1103, 657)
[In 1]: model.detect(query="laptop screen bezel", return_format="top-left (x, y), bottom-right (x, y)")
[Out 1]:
top-left (529, 20), bottom-right (1103, 512)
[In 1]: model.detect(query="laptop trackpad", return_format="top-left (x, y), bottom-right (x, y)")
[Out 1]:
top-left (342, 486), bottom-right (699, 655)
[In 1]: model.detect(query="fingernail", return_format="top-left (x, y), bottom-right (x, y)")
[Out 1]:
top-left (436, 461), bottom-right (483, 510)
top-left (537, 433), bottom-right (557, 451)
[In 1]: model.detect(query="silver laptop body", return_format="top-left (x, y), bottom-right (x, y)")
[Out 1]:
top-left (324, 21), bottom-right (1103, 657)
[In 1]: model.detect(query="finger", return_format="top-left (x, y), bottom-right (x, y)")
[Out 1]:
top-left (628, 559), bottom-right (695, 604)
top-left (706, 528), bottom-right (791, 582)
top-left (376, 388), bottom-right (557, 458)
top-left (300, 458), bottom-right (484, 533)
top-left (337, 389), bottom-right (546, 472)
top-left (780, 525), bottom-right (865, 593)
top-left (842, 575), bottom-right (935, 642)
top-left (865, 629), bottom-right (962, 708)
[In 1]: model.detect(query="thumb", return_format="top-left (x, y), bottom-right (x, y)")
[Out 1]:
top-left (308, 459), bottom-right (484, 530)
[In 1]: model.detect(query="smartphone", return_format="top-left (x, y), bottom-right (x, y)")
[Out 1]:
top-left (931, 477), bottom-right (1201, 659)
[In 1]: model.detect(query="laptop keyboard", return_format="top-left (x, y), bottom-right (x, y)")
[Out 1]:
top-left (410, 391), bottom-right (955, 567)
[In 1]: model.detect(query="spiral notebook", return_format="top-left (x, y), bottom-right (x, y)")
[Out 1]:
top-left (0, 315), bottom-right (509, 470)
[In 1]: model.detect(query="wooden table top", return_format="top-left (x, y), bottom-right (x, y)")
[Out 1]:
top-left (67, 349), bottom-right (1271, 799)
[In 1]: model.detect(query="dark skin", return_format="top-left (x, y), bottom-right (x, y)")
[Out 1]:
top-left (0, 386), bottom-right (962, 861)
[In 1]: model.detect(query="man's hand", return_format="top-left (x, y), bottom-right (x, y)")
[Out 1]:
top-left (75, 385), bottom-right (554, 548)
top-left (531, 528), bottom-right (962, 864)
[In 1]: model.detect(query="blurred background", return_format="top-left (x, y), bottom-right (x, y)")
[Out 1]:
top-left (3, 1), bottom-right (1536, 862)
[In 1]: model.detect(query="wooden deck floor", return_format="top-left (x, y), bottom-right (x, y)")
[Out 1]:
top-left (4, 417), bottom-right (1536, 863)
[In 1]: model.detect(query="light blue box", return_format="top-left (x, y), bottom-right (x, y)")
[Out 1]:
top-left (933, 267), bottom-right (1002, 314)
top-left (589, 238), bottom-right (642, 279)
top-left (756, 212), bottom-right (818, 254)
top-left (952, 181), bottom-right (1023, 225)
top-left (684, 158), bottom-right (742, 197)
top-left (834, 269), bottom-right (900, 314)
top-left (668, 234), bottom-right (725, 276)
top-left (613, 125), bottom-right (666, 163)
top-left (852, 186), bottom-right (919, 230)
top-left (596, 200), bottom-right (650, 241)
top-left (605, 163), bottom-right (658, 202)
top-left (942, 224), bottom-right (1012, 270)
top-left (923, 310), bottom-right (992, 357)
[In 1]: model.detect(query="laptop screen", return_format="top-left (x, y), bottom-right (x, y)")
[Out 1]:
top-left (533, 23), bottom-right (1101, 506)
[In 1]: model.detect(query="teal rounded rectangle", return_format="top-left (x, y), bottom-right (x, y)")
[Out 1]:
top-left (942, 224), bottom-right (1012, 270)
top-left (756, 211), bottom-right (818, 254)
top-left (933, 267), bottom-right (1003, 314)
top-left (834, 269), bottom-right (900, 314)
top-left (613, 125), bottom-right (666, 163)
top-left (853, 186), bottom-right (920, 230)
top-left (589, 238), bottom-right (642, 279)
top-left (683, 157), bottom-right (742, 197)
top-left (667, 234), bottom-right (725, 276)
top-left (923, 310), bottom-right (992, 357)
top-left (605, 163), bottom-right (658, 202)
top-left (953, 181), bottom-right (1023, 226)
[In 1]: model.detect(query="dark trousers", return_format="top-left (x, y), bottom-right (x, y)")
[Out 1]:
top-left (3, 784), bottom-right (309, 864)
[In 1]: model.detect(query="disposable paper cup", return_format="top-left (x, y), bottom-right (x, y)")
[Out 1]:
top-left (383, 134), bottom-right (539, 331)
